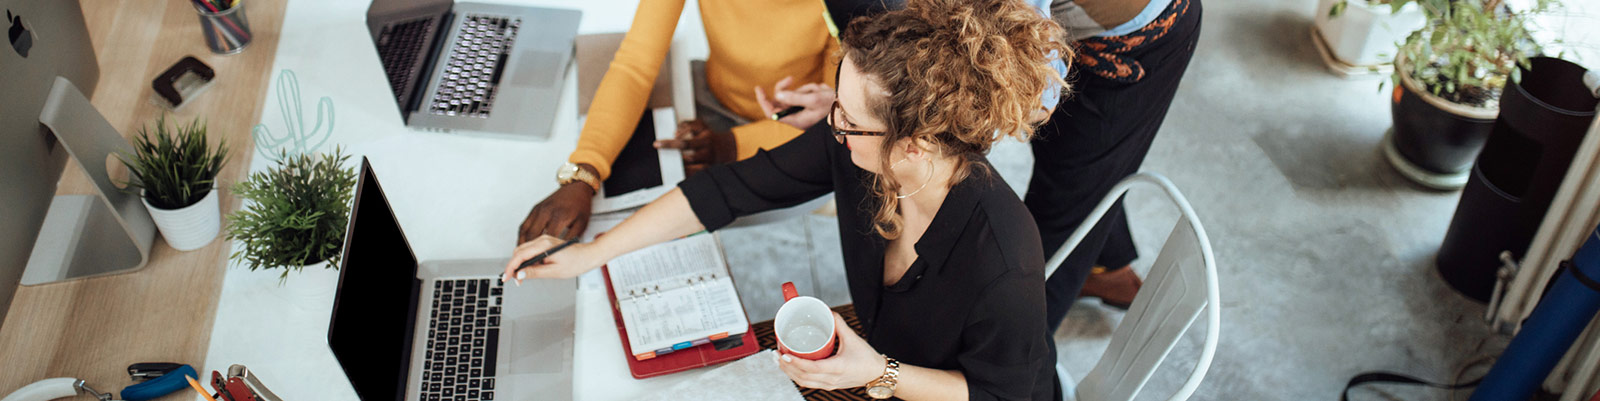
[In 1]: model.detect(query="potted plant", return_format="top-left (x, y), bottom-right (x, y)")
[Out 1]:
top-left (1381, 0), bottom-right (1557, 190)
top-left (1315, 0), bottom-right (1427, 74)
top-left (226, 148), bottom-right (357, 280)
top-left (118, 116), bottom-right (229, 251)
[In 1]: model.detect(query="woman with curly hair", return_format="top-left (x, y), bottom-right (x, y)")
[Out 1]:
top-left (505, 0), bottom-right (1070, 399)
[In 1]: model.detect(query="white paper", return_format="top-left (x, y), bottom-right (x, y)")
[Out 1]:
top-left (636, 351), bottom-right (805, 401)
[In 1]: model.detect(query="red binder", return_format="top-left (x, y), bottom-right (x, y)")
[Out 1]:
top-left (601, 265), bottom-right (760, 379)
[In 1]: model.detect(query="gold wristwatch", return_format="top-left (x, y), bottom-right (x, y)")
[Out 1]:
top-left (556, 162), bottom-right (600, 192)
top-left (866, 356), bottom-right (900, 399)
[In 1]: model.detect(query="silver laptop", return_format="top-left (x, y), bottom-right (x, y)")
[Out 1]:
top-left (328, 158), bottom-right (576, 401)
top-left (366, 0), bottom-right (579, 139)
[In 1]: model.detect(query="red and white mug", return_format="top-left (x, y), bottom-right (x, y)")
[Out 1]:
top-left (775, 282), bottom-right (838, 360)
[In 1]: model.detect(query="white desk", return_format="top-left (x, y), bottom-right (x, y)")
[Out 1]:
top-left (200, 0), bottom-right (760, 399)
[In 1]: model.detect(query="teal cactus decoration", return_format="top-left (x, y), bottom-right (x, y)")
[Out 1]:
top-left (252, 69), bottom-right (334, 161)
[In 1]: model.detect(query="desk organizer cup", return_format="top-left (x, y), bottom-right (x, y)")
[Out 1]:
top-left (775, 282), bottom-right (838, 360)
top-left (192, 0), bottom-right (252, 54)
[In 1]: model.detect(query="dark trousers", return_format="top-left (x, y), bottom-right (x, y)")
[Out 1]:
top-left (1030, 0), bottom-right (1204, 334)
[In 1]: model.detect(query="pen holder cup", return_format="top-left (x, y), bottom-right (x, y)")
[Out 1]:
top-left (193, 1), bottom-right (252, 54)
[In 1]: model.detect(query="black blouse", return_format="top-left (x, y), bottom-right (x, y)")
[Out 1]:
top-left (679, 123), bottom-right (1054, 401)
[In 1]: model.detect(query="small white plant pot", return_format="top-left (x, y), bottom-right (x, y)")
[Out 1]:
top-left (1313, 0), bottom-right (1426, 66)
top-left (144, 189), bottom-right (222, 251)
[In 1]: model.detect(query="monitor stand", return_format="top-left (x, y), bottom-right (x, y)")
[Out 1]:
top-left (21, 76), bottom-right (156, 285)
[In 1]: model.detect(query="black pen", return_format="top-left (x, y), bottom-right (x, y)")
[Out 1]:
top-left (770, 105), bottom-right (805, 120)
top-left (509, 239), bottom-right (578, 282)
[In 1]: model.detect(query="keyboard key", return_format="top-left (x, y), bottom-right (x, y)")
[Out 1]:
top-left (484, 329), bottom-right (499, 377)
top-left (456, 385), bottom-right (467, 393)
top-left (468, 390), bottom-right (479, 398)
top-left (443, 377), bottom-right (454, 387)
top-left (483, 379), bottom-right (495, 390)
top-left (470, 368), bottom-right (482, 377)
top-left (442, 387), bottom-right (453, 397)
top-left (488, 316), bottom-right (499, 327)
top-left (470, 379), bottom-right (481, 389)
top-left (482, 391), bottom-right (494, 400)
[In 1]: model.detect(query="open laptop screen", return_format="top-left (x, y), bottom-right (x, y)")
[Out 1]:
top-left (329, 159), bottom-right (422, 401)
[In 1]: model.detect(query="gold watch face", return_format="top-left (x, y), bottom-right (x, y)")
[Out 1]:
top-left (866, 385), bottom-right (893, 399)
top-left (556, 163), bottom-right (577, 181)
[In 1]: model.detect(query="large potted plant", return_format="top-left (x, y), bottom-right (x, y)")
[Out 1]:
top-left (118, 117), bottom-right (229, 251)
top-left (226, 148), bottom-right (357, 280)
top-left (1315, 0), bottom-right (1427, 74)
top-left (1381, 0), bottom-right (1556, 190)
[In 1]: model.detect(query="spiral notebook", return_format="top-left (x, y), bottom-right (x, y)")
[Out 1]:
top-left (606, 234), bottom-right (749, 360)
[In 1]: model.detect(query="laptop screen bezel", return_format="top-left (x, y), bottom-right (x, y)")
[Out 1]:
top-left (327, 157), bottom-right (424, 401)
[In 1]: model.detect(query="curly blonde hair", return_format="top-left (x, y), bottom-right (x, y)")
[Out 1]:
top-left (841, 0), bottom-right (1071, 239)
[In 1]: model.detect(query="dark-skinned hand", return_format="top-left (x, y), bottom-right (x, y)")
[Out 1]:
top-left (518, 177), bottom-right (596, 243)
top-left (654, 119), bottom-right (736, 177)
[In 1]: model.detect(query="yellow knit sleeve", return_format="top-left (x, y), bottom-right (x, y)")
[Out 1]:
top-left (729, 119), bottom-right (806, 161)
top-left (567, 0), bottom-right (688, 181)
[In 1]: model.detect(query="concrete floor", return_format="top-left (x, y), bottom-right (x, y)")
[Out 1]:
top-left (707, 0), bottom-right (1571, 399)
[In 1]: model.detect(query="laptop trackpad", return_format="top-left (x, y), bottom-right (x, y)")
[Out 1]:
top-left (507, 314), bottom-right (571, 373)
top-left (510, 50), bottom-right (564, 88)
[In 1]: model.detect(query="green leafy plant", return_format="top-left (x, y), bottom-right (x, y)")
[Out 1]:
top-left (1392, 0), bottom-right (1558, 107)
top-left (1328, 0), bottom-right (1400, 20)
top-left (118, 116), bottom-right (229, 210)
top-left (226, 148), bottom-right (357, 279)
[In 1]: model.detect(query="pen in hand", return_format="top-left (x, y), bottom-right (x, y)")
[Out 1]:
top-left (506, 239), bottom-right (579, 285)
top-left (770, 105), bottom-right (805, 121)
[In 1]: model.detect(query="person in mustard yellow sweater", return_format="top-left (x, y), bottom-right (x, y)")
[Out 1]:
top-left (518, 0), bottom-right (880, 243)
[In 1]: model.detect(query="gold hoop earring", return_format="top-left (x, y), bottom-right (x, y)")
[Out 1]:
top-left (893, 158), bottom-right (935, 199)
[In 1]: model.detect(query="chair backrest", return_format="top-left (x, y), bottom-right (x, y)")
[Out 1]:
top-left (1045, 173), bottom-right (1220, 401)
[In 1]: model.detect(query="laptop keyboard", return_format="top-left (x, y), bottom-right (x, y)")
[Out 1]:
top-left (376, 17), bottom-right (438, 106)
top-left (428, 15), bottom-right (522, 119)
top-left (421, 278), bottom-right (504, 401)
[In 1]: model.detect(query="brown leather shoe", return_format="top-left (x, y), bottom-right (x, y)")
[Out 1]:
top-left (1079, 265), bottom-right (1143, 310)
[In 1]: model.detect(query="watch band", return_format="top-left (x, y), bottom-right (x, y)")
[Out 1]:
top-left (559, 163), bottom-right (601, 192)
top-left (866, 356), bottom-right (900, 399)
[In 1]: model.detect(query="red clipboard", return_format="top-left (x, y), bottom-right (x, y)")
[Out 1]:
top-left (601, 265), bottom-right (760, 379)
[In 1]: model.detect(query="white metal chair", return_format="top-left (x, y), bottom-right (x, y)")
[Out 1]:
top-left (1048, 173), bottom-right (1221, 401)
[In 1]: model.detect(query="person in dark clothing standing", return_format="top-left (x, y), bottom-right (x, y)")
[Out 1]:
top-left (1033, 0), bottom-right (1204, 333)
top-left (505, 1), bottom-right (1073, 399)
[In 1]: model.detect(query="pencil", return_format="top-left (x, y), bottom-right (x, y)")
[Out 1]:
top-left (186, 375), bottom-right (219, 401)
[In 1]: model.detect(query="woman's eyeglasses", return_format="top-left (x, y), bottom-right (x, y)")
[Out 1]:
top-left (828, 100), bottom-right (887, 144)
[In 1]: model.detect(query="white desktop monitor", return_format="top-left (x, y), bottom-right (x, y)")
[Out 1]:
top-left (0, 0), bottom-right (100, 325)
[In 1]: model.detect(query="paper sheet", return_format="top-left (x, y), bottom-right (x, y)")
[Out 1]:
top-left (637, 350), bottom-right (805, 401)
